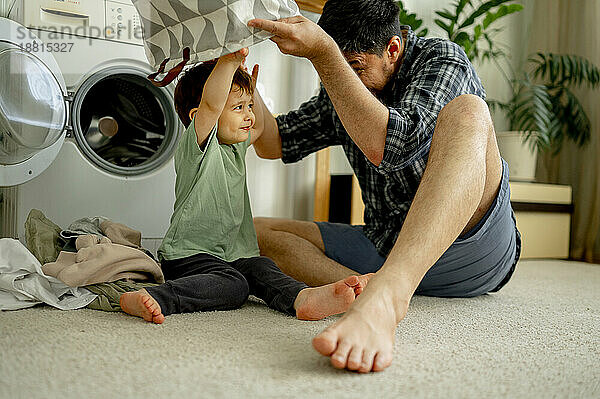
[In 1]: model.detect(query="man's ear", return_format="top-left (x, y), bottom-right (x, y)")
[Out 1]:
top-left (386, 36), bottom-right (403, 63)
top-left (189, 107), bottom-right (198, 122)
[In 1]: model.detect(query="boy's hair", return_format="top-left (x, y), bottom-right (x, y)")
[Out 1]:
top-left (318, 0), bottom-right (401, 55)
top-left (174, 60), bottom-right (254, 128)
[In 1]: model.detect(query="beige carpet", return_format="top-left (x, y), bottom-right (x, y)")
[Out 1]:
top-left (1, 259), bottom-right (598, 399)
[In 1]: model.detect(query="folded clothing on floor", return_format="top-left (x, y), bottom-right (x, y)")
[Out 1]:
top-left (42, 235), bottom-right (165, 287)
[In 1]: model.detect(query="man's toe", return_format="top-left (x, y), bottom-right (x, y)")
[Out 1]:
top-left (372, 351), bottom-right (393, 372)
top-left (312, 329), bottom-right (338, 356)
top-left (346, 347), bottom-right (363, 370)
top-left (358, 351), bottom-right (376, 373)
top-left (330, 341), bottom-right (352, 369)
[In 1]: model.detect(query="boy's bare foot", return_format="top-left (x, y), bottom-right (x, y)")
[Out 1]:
top-left (294, 274), bottom-right (373, 321)
top-left (119, 289), bottom-right (165, 324)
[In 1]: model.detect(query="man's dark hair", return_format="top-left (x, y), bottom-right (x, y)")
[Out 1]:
top-left (318, 0), bottom-right (401, 55)
top-left (174, 60), bottom-right (253, 128)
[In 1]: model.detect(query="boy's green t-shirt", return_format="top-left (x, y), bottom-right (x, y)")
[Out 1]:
top-left (157, 121), bottom-right (260, 262)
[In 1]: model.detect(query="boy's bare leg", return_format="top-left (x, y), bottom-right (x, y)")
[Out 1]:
top-left (294, 274), bottom-right (373, 320)
top-left (120, 289), bottom-right (165, 324)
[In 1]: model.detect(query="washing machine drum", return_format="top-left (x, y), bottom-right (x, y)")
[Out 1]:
top-left (0, 42), bottom-right (66, 165)
top-left (71, 70), bottom-right (180, 176)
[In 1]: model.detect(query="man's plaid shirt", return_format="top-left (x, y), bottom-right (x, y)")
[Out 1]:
top-left (276, 27), bottom-right (486, 257)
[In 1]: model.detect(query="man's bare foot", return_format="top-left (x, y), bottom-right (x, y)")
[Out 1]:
top-left (311, 273), bottom-right (410, 373)
top-left (119, 289), bottom-right (165, 324)
top-left (294, 274), bottom-right (372, 321)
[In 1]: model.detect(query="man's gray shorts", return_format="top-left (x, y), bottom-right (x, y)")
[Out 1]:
top-left (316, 159), bottom-right (521, 298)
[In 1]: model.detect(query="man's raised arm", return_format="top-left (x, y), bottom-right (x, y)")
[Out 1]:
top-left (248, 16), bottom-right (388, 166)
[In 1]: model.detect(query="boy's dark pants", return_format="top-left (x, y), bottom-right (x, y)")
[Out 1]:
top-left (145, 253), bottom-right (308, 316)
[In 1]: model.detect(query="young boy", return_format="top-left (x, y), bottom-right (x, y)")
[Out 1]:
top-left (120, 48), bottom-right (368, 324)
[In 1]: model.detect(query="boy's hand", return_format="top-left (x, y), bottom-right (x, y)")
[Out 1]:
top-left (240, 61), bottom-right (259, 91)
top-left (249, 63), bottom-right (267, 145)
top-left (220, 47), bottom-right (249, 66)
top-left (251, 64), bottom-right (259, 92)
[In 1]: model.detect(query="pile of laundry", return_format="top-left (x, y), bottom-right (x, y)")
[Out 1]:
top-left (0, 209), bottom-right (164, 312)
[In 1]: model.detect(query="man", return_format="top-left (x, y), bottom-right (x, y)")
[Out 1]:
top-left (248, 0), bottom-right (520, 373)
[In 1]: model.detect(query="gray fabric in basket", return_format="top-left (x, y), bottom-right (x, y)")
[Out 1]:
top-left (132, 0), bottom-right (300, 70)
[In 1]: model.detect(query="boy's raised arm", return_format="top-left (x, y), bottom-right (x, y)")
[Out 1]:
top-left (193, 48), bottom-right (248, 148)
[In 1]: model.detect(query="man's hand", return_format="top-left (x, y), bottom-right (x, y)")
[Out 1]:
top-left (248, 16), bottom-right (336, 63)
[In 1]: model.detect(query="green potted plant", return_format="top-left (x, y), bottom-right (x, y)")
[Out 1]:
top-left (397, 1), bottom-right (600, 181)
top-left (489, 53), bottom-right (600, 180)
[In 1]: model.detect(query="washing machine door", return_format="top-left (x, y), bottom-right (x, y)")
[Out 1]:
top-left (0, 17), bottom-right (68, 187)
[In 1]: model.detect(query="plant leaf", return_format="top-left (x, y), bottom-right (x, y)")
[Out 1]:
top-left (486, 99), bottom-right (511, 114)
top-left (453, 31), bottom-right (471, 46)
top-left (435, 9), bottom-right (455, 20)
top-left (455, 0), bottom-right (472, 17)
top-left (508, 81), bottom-right (559, 152)
top-left (459, 0), bottom-right (516, 29)
top-left (397, 1), bottom-right (428, 37)
top-left (474, 24), bottom-right (483, 41)
top-left (556, 88), bottom-right (591, 148)
top-left (530, 53), bottom-right (600, 88)
top-left (482, 4), bottom-right (523, 29)
top-left (434, 19), bottom-right (452, 34)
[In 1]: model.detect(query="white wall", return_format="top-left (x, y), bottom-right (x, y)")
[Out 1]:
top-left (245, 38), bottom-right (320, 221)
top-left (244, 10), bottom-right (324, 221)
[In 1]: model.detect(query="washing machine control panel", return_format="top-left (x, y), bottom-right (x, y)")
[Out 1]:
top-left (105, 1), bottom-right (143, 46)
top-left (10, 0), bottom-right (143, 46)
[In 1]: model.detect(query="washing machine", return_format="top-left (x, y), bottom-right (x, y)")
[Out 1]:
top-left (0, 0), bottom-right (183, 252)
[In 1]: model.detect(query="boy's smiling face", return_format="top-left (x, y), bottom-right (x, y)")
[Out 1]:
top-left (217, 85), bottom-right (255, 145)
